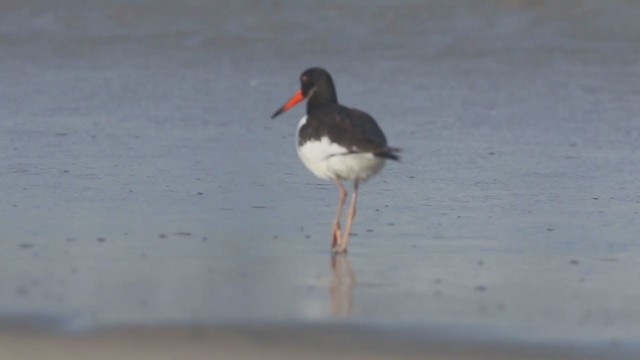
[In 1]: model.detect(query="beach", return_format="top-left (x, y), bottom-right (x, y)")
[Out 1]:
top-left (1, 0), bottom-right (640, 358)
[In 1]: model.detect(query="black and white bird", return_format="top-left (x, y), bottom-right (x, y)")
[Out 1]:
top-left (272, 67), bottom-right (399, 253)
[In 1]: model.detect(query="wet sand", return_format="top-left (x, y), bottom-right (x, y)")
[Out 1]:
top-left (2, 0), bottom-right (640, 358)
top-left (0, 324), bottom-right (633, 360)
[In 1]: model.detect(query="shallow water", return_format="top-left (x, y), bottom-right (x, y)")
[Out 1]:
top-left (1, 0), bottom-right (640, 349)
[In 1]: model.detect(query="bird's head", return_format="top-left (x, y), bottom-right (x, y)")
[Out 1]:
top-left (271, 67), bottom-right (337, 119)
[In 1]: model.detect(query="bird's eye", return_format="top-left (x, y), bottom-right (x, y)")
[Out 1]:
top-left (301, 75), bottom-right (308, 83)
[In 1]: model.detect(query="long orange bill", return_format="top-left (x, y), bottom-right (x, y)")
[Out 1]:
top-left (271, 89), bottom-right (304, 119)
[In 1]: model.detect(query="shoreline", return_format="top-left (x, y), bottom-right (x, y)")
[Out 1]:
top-left (0, 322), bottom-right (635, 360)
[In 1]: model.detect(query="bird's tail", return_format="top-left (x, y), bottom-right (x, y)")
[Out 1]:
top-left (374, 147), bottom-right (401, 161)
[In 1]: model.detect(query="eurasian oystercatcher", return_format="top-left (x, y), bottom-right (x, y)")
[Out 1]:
top-left (272, 67), bottom-right (400, 253)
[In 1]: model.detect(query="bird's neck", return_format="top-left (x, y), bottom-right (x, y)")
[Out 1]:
top-left (307, 87), bottom-right (338, 114)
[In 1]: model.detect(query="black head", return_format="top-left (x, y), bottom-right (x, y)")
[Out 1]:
top-left (299, 67), bottom-right (338, 103)
top-left (271, 67), bottom-right (338, 119)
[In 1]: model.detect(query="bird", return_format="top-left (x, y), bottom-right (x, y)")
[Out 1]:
top-left (271, 67), bottom-right (399, 253)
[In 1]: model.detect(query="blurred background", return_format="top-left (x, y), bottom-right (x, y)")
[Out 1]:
top-left (1, 0), bottom-right (640, 358)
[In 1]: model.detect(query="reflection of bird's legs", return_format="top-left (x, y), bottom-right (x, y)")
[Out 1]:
top-left (331, 179), bottom-right (348, 251)
top-left (330, 254), bottom-right (355, 317)
top-left (335, 180), bottom-right (358, 253)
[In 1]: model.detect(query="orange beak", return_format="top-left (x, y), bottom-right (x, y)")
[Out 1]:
top-left (271, 89), bottom-right (304, 119)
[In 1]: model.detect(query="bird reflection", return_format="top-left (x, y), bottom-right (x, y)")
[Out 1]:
top-left (330, 254), bottom-right (355, 317)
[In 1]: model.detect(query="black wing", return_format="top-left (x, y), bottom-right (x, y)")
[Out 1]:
top-left (299, 104), bottom-right (400, 160)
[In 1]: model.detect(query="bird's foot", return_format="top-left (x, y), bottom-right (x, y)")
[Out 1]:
top-left (331, 244), bottom-right (348, 254)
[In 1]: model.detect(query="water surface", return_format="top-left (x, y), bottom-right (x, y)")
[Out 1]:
top-left (1, 0), bottom-right (639, 351)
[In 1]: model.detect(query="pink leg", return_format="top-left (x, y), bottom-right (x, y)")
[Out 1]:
top-left (331, 179), bottom-right (348, 250)
top-left (335, 180), bottom-right (359, 253)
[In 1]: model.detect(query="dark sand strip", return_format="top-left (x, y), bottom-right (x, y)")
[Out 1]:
top-left (0, 323), bottom-right (633, 360)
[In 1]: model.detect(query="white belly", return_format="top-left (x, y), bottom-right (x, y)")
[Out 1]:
top-left (295, 116), bottom-right (386, 181)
